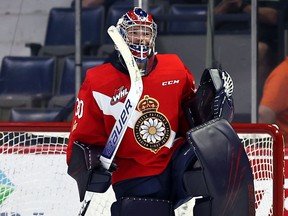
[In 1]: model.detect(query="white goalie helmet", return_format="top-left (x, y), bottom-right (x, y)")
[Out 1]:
top-left (116, 7), bottom-right (157, 76)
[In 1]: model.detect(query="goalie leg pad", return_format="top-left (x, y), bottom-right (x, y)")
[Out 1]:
top-left (193, 197), bottom-right (212, 216)
top-left (111, 197), bottom-right (174, 216)
top-left (170, 141), bottom-right (198, 208)
top-left (186, 118), bottom-right (255, 216)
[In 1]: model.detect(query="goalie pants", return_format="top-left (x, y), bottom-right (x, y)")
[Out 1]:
top-left (111, 142), bottom-right (197, 215)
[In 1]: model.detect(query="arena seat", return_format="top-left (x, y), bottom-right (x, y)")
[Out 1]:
top-left (167, 4), bottom-right (207, 34)
top-left (0, 56), bottom-right (56, 121)
top-left (47, 56), bottom-right (105, 121)
top-left (26, 6), bottom-right (105, 56)
top-left (214, 13), bottom-right (251, 34)
top-left (9, 108), bottom-right (65, 122)
top-left (0, 56), bottom-right (56, 96)
top-left (51, 56), bottom-right (105, 97)
top-left (48, 56), bottom-right (106, 121)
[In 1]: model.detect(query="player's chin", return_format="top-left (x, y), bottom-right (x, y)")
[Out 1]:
top-left (137, 62), bottom-right (145, 70)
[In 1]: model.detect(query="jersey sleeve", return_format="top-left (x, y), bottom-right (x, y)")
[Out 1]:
top-left (182, 65), bottom-right (197, 99)
top-left (178, 66), bottom-right (197, 135)
top-left (66, 72), bottom-right (108, 164)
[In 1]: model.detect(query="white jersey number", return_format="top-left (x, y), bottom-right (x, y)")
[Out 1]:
top-left (75, 98), bottom-right (84, 119)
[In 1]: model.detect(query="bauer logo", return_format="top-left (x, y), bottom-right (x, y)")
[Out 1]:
top-left (102, 99), bottom-right (133, 158)
top-left (0, 170), bottom-right (15, 206)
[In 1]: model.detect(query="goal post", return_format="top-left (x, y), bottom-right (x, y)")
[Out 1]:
top-left (233, 123), bottom-right (285, 216)
top-left (0, 122), bottom-right (284, 216)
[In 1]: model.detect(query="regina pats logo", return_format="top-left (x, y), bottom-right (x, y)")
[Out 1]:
top-left (0, 170), bottom-right (15, 205)
top-left (134, 95), bottom-right (171, 153)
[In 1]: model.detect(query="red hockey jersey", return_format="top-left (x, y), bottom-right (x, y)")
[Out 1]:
top-left (67, 54), bottom-right (196, 184)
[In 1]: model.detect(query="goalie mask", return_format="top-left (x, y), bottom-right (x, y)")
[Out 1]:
top-left (116, 7), bottom-right (157, 76)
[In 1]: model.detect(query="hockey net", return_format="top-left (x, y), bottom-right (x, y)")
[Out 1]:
top-left (0, 122), bottom-right (284, 216)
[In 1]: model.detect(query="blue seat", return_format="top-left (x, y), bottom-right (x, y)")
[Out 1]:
top-left (167, 4), bottom-right (207, 34)
top-left (0, 56), bottom-right (55, 96)
top-left (0, 56), bottom-right (56, 121)
top-left (57, 57), bottom-right (105, 95)
top-left (27, 6), bottom-right (105, 56)
top-left (46, 7), bottom-right (104, 46)
top-left (48, 57), bottom-right (105, 111)
top-left (214, 13), bottom-right (251, 34)
top-left (9, 108), bottom-right (65, 122)
top-left (104, 4), bottom-right (165, 43)
top-left (0, 56), bottom-right (55, 99)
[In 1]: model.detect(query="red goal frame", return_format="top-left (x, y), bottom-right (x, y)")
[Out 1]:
top-left (233, 123), bottom-right (284, 216)
top-left (0, 122), bottom-right (284, 215)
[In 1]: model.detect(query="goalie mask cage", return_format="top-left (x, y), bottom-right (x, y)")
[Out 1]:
top-left (0, 122), bottom-right (284, 216)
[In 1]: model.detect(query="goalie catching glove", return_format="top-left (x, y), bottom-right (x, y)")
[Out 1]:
top-left (184, 68), bottom-right (234, 127)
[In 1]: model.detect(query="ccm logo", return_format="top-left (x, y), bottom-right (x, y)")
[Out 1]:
top-left (162, 80), bottom-right (180, 86)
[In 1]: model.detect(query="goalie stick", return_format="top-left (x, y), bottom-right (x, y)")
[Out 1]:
top-left (78, 25), bottom-right (143, 215)
top-left (100, 25), bottom-right (143, 171)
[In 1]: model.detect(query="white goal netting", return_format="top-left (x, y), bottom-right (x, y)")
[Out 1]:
top-left (0, 124), bottom-right (284, 216)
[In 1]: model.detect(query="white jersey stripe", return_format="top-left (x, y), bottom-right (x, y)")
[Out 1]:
top-left (92, 91), bottom-right (176, 149)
